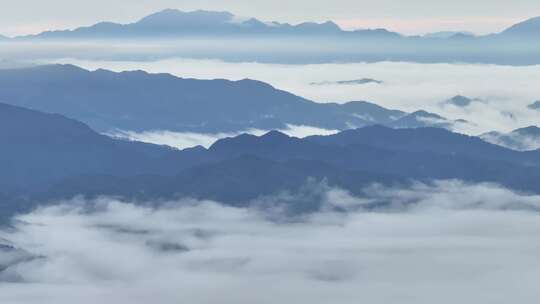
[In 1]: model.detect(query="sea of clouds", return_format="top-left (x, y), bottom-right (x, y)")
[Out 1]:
top-left (1, 180), bottom-right (540, 303)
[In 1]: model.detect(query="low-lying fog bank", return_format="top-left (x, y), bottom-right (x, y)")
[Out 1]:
top-left (1, 180), bottom-right (540, 303)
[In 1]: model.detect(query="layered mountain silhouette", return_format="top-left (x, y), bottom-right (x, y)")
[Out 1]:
top-left (1, 102), bottom-right (539, 220)
top-left (6, 9), bottom-right (540, 65)
top-left (386, 110), bottom-right (468, 129)
top-left (0, 64), bottom-right (462, 133)
top-left (14, 9), bottom-right (540, 41)
top-left (0, 102), bottom-right (183, 194)
top-left (481, 126), bottom-right (540, 151)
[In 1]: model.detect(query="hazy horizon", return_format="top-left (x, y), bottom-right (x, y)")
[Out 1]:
top-left (1, 1), bottom-right (539, 37)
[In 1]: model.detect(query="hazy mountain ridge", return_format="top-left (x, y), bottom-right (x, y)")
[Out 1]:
top-left (1, 9), bottom-right (540, 65)
top-left (481, 126), bottom-right (540, 151)
top-left (4, 9), bottom-right (540, 64)
top-left (0, 64), bottom-right (464, 133)
top-left (11, 9), bottom-right (540, 41)
top-left (17, 9), bottom-right (400, 40)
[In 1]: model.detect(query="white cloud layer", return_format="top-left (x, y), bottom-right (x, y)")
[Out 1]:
top-left (50, 58), bottom-right (540, 136)
top-left (1, 181), bottom-right (540, 303)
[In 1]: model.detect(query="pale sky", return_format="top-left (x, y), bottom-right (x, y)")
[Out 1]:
top-left (1, 0), bottom-right (539, 37)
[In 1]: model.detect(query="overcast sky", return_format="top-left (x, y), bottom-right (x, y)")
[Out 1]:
top-left (1, 0), bottom-right (540, 36)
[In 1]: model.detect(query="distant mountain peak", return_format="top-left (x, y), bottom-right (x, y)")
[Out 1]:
top-left (501, 16), bottom-right (540, 36)
top-left (0, 64), bottom-right (469, 135)
top-left (443, 95), bottom-right (482, 107)
top-left (241, 18), bottom-right (267, 28)
top-left (19, 8), bottom-right (405, 41)
top-left (137, 9), bottom-right (235, 26)
top-left (295, 20), bottom-right (342, 32)
top-left (261, 130), bottom-right (291, 140)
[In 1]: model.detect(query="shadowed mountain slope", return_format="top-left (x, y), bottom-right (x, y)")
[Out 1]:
top-left (0, 64), bottom-right (425, 133)
top-left (2, 103), bottom-right (539, 219)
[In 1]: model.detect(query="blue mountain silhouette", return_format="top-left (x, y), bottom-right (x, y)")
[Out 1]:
top-left (9, 10), bottom-right (540, 65)
top-left (1, 102), bottom-right (539, 220)
top-left (0, 64), bottom-right (462, 133)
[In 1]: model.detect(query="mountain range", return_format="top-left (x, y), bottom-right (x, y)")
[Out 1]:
top-left (9, 9), bottom-right (540, 41)
top-left (17, 9), bottom-right (400, 40)
top-left (0, 64), bottom-right (463, 133)
top-left (4, 9), bottom-right (540, 65)
top-left (1, 102), bottom-right (539, 221)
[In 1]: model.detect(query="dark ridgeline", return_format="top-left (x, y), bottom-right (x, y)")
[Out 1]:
top-left (1, 102), bottom-right (539, 221)
top-left (0, 64), bottom-right (465, 134)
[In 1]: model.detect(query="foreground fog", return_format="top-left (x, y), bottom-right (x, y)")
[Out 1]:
top-left (50, 58), bottom-right (540, 136)
top-left (1, 180), bottom-right (540, 304)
